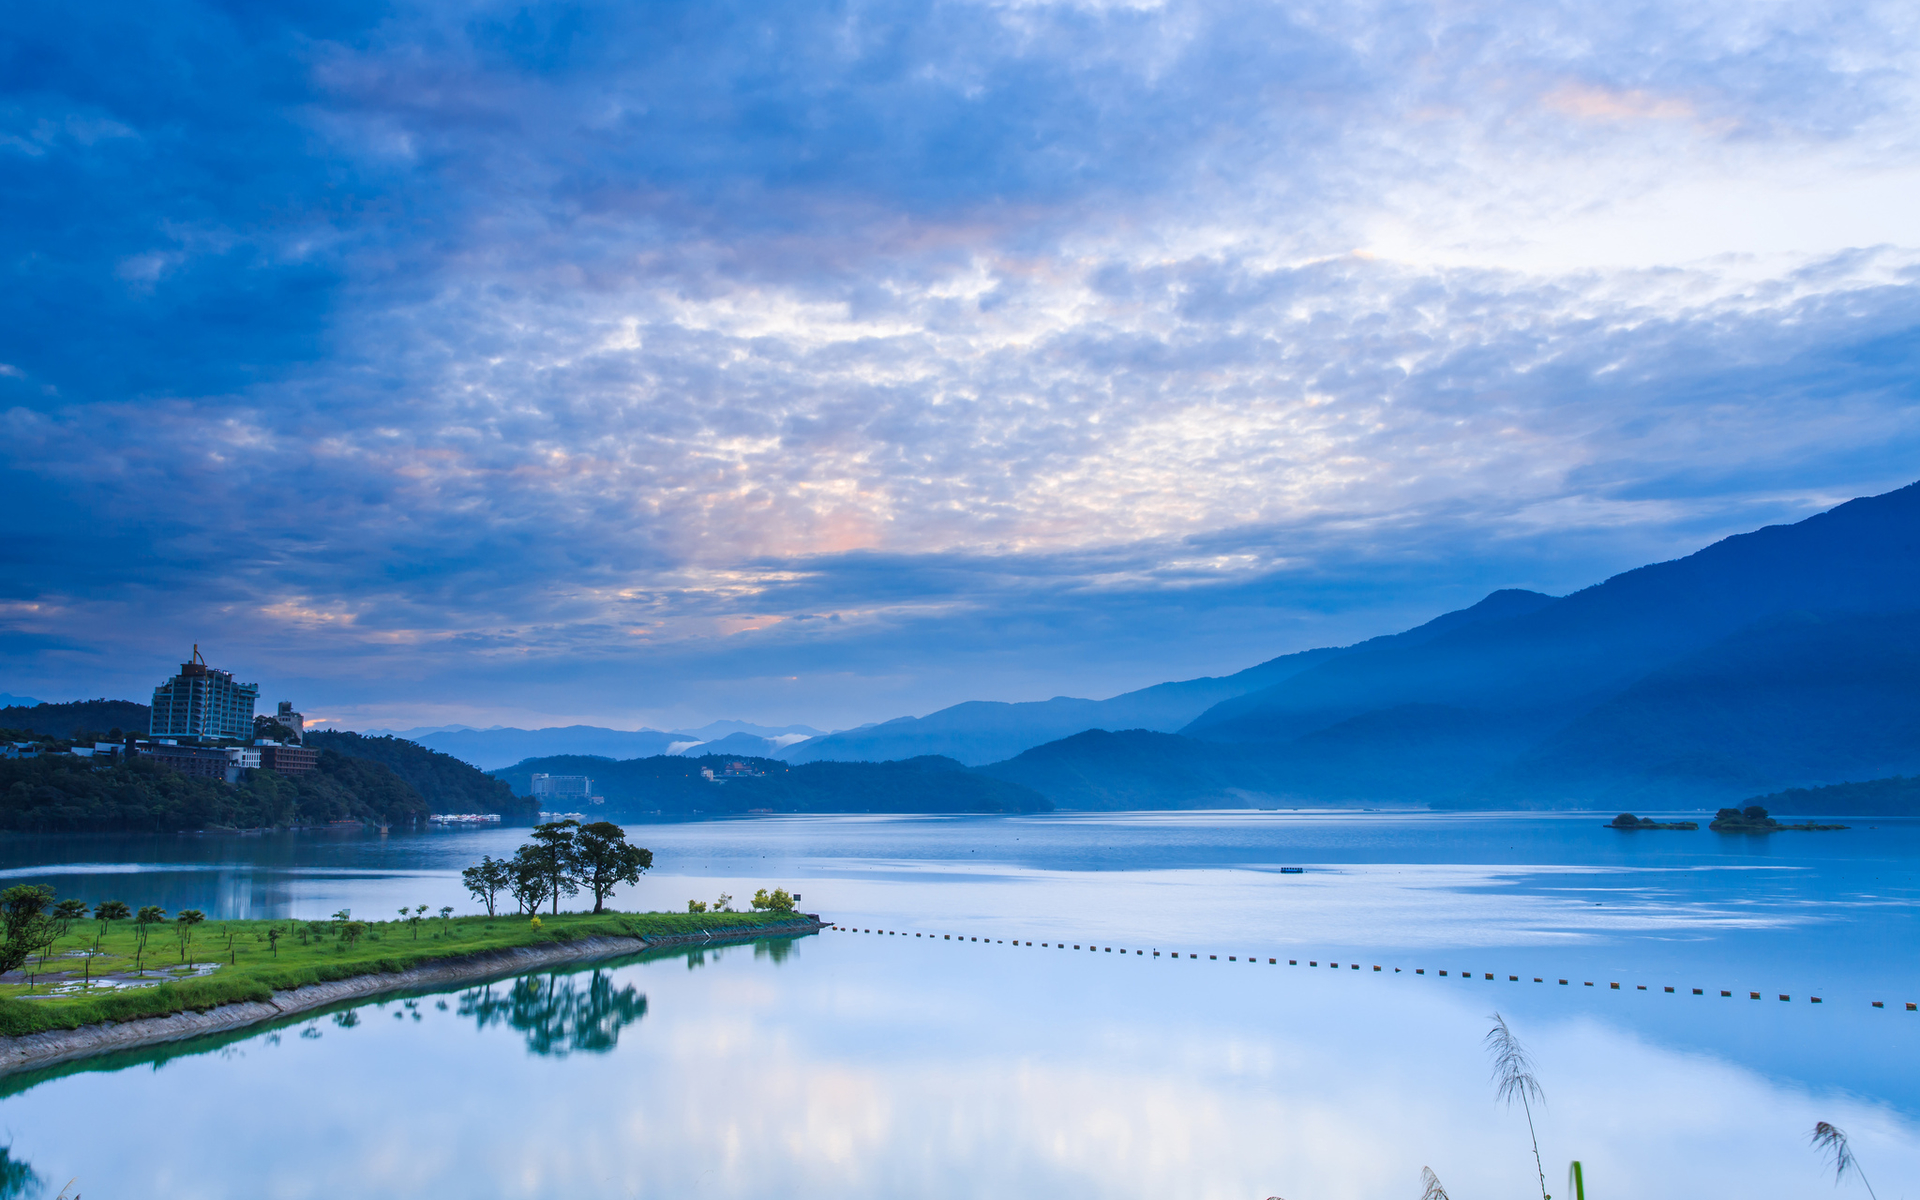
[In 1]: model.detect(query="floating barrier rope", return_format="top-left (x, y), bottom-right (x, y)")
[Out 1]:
top-left (825, 926), bottom-right (1914, 1010)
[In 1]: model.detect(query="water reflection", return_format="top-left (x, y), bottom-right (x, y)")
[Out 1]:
top-left (0, 1147), bottom-right (42, 1200)
top-left (458, 969), bottom-right (647, 1057)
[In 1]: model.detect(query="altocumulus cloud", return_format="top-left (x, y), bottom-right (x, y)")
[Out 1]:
top-left (2, 0), bottom-right (1918, 730)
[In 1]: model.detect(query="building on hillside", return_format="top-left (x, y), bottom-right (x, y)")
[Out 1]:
top-left (259, 743), bottom-right (319, 774)
top-left (149, 646), bottom-right (259, 740)
top-left (259, 698), bottom-right (307, 744)
top-left (139, 743), bottom-right (259, 784)
top-left (531, 773), bottom-right (603, 806)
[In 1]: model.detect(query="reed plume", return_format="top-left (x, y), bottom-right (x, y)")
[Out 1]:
top-left (1420, 1165), bottom-right (1451, 1200)
top-left (1811, 1122), bottom-right (1878, 1199)
top-left (1486, 1013), bottom-right (1549, 1200)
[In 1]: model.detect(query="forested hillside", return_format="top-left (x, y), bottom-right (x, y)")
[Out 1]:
top-left (0, 749), bottom-right (428, 831)
top-left (309, 730), bottom-right (533, 820)
top-left (0, 698), bottom-right (151, 738)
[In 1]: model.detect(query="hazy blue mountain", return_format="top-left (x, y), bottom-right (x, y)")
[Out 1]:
top-left (988, 481), bottom-right (1920, 810)
top-left (1736, 774), bottom-right (1920, 816)
top-left (0, 693), bottom-right (40, 708)
top-left (1474, 608), bottom-right (1920, 806)
top-left (492, 753), bottom-right (1048, 815)
top-left (682, 731), bottom-right (786, 758)
top-left (410, 726), bottom-right (685, 769)
top-left (776, 596), bottom-right (1549, 768)
top-left (1184, 484), bottom-right (1920, 748)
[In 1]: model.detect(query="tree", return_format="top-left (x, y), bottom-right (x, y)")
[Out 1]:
top-left (133, 905), bottom-right (165, 972)
top-left (342, 920), bottom-right (366, 949)
top-left (93, 899), bottom-right (131, 945)
top-left (0, 885), bottom-right (56, 977)
top-left (750, 888), bottom-right (795, 913)
top-left (267, 925), bottom-right (281, 958)
top-left (508, 846), bottom-right (552, 916)
top-left (51, 898), bottom-right (87, 935)
top-left (527, 820), bottom-right (582, 915)
top-left (573, 822), bottom-right (653, 913)
top-left (175, 909), bottom-right (207, 966)
top-left (462, 856), bottom-right (512, 917)
top-left (408, 905), bottom-right (427, 939)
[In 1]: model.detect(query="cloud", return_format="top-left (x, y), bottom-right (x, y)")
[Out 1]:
top-left (2, 0), bottom-right (1918, 727)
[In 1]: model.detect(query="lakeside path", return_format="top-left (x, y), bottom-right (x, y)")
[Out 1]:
top-left (0, 915), bottom-right (827, 1079)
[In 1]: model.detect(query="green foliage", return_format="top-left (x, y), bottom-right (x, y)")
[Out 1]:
top-left (0, 899), bottom-right (807, 1039)
top-left (574, 821), bottom-right (652, 913)
top-left (462, 856), bottom-right (512, 917)
top-left (0, 749), bottom-right (428, 832)
top-left (0, 886), bottom-right (56, 976)
top-left (306, 730), bottom-right (533, 819)
top-left (749, 888), bottom-right (795, 912)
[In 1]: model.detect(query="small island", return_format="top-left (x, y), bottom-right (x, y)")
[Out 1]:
top-left (1607, 813), bottom-right (1699, 830)
top-left (1708, 805), bottom-right (1848, 832)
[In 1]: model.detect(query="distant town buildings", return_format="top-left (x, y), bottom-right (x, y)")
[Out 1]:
top-left (150, 646), bottom-right (258, 740)
top-left (531, 773), bottom-right (603, 805)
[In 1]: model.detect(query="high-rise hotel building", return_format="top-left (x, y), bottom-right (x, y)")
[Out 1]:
top-left (149, 646), bottom-right (259, 739)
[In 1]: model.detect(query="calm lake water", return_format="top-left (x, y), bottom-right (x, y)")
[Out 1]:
top-left (2, 811), bottom-right (1917, 1198)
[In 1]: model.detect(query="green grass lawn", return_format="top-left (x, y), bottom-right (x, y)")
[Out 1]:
top-left (0, 909), bottom-right (813, 1038)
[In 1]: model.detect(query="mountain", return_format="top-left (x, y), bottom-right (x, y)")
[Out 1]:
top-left (307, 731), bottom-right (535, 820)
top-left (986, 480), bottom-right (1920, 809)
top-left (1737, 775), bottom-right (1920, 816)
top-left (784, 588), bottom-right (1556, 767)
top-left (491, 753), bottom-right (1049, 815)
top-left (404, 726), bottom-right (685, 769)
top-left (385, 721), bottom-right (824, 770)
top-left (0, 694), bottom-right (39, 708)
top-left (0, 698), bottom-right (152, 739)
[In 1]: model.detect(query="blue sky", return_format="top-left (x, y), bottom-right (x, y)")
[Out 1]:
top-left (4, 0), bottom-right (1918, 732)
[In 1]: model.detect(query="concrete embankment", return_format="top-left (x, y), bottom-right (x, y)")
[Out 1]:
top-left (0, 917), bottom-right (825, 1078)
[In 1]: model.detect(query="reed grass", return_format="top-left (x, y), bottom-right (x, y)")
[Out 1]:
top-left (1486, 1012), bottom-right (1549, 1200)
top-left (1811, 1122), bottom-right (1878, 1199)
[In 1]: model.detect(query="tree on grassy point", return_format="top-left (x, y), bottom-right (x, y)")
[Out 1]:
top-left (343, 920), bottom-right (367, 949)
top-left (407, 905), bottom-right (427, 939)
top-left (438, 905), bottom-right (453, 925)
top-left (509, 847), bottom-right (552, 916)
top-left (175, 909), bottom-right (207, 966)
top-left (463, 856), bottom-right (511, 917)
top-left (1, 885), bottom-right (57, 978)
top-left (93, 900), bottom-right (130, 945)
top-left (268, 925), bottom-right (281, 958)
top-left (527, 820), bottom-right (582, 915)
top-left (574, 822), bottom-right (653, 913)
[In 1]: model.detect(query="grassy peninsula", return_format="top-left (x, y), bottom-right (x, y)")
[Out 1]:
top-left (0, 909), bottom-right (810, 1038)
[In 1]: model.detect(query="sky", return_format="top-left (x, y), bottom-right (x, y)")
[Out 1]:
top-left (3, 0), bottom-right (1919, 733)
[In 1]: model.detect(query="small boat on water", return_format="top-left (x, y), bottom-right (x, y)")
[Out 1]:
top-left (1279, 867), bottom-right (1305, 874)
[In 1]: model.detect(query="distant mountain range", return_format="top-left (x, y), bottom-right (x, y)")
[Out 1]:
top-left (981, 479), bottom-right (1920, 809)
top-left (17, 481), bottom-right (1920, 813)
top-left (363, 721), bottom-right (822, 770)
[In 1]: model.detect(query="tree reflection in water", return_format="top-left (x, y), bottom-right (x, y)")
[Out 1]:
top-left (458, 969), bottom-right (647, 1057)
top-left (0, 1145), bottom-right (42, 1200)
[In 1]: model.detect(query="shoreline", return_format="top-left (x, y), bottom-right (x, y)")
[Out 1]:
top-left (0, 916), bottom-right (826, 1079)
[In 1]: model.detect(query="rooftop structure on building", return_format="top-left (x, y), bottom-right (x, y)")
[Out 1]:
top-left (150, 646), bottom-right (258, 740)
top-left (256, 700), bottom-right (306, 745)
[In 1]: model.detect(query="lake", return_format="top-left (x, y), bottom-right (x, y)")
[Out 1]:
top-left (1, 811), bottom-right (1916, 1198)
